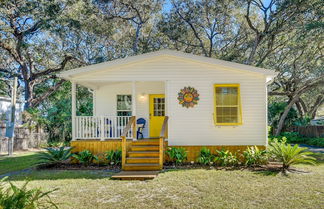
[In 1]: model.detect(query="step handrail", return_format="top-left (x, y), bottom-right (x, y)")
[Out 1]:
top-left (159, 116), bottom-right (169, 169)
top-left (121, 116), bottom-right (136, 170)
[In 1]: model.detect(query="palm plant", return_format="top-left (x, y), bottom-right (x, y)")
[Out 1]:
top-left (268, 139), bottom-right (316, 170)
top-left (105, 150), bottom-right (122, 165)
top-left (165, 147), bottom-right (187, 165)
top-left (243, 146), bottom-right (268, 167)
top-left (73, 150), bottom-right (98, 166)
top-left (215, 149), bottom-right (239, 166)
top-left (197, 147), bottom-right (215, 165)
top-left (0, 177), bottom-right (58, 209)
top-left (38, 146), bottom-right (73, 165)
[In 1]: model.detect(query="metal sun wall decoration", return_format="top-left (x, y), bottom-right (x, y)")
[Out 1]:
top-left (177, 86), bottom-right (200, 108)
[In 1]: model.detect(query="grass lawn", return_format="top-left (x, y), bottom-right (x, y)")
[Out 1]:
top-left (1, 152), bottom-right (324, 209)
top-left (0, 151), bottom-right (41, 175)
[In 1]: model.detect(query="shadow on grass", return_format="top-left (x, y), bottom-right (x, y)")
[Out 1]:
top-left (7, 169), bottom-right (116, 181)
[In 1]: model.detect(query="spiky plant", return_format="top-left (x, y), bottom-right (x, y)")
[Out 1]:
top-left (38, 147), bottom-right (73, 165)
top-left (268, 139), bottom-right (316, 170)
top-left (0, 177), bottom-right (58, 209)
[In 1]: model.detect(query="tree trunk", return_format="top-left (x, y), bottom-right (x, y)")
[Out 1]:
top-left (133, 23), bottom-right (142, 54)
top-left (24, 80), bottom-right (32, 110)
top-left (275, 96), bottom-right (300, 136)
top-left (246, 34), bottom-right (262, 65)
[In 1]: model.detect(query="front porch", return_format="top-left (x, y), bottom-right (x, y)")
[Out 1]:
top-left (71, 81), bottom-right (167, 141)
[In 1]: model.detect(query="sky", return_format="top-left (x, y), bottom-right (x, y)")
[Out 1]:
top-left (163, 0), bottom-right (274, 13)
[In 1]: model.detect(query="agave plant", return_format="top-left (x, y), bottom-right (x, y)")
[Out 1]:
top-left (268, 139), bottom-right (316, 170)
top-left (38, 146), bottom-right (73, 165)
top-left (73, 150), bottom-right (98, 166)
top-left (0, 177), bottom-right (58, 209)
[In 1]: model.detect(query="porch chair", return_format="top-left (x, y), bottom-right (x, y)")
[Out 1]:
top-left (136, 118), bottom-right (146, 139)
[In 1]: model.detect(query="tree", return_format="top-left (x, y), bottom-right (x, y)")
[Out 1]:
top-left (160, 0), bottom-right (239, 58)
top-left (0, 0), bottom-right (80, 109)
top-left (94, 0), bottom-right (163, 55)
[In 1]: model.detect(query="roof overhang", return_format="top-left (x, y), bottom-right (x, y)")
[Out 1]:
top-left (58, 49), bottom-right (278, 83)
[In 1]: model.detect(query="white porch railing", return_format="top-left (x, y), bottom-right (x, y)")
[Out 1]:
top-left (74, 116), bottom-right (133, 140)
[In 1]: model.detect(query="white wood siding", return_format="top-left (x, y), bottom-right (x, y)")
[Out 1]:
top-left (83, 57), bottom-right (267, 146)
top-left (95, 81), bottom-right (164, 138)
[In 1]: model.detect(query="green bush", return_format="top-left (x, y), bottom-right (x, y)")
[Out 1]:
top-left (243, 146), bottom-right (268, 167)
top-left (73, 150), bottom-right (98, 166)
top-left (269, 132), bottom-right (324, 148)
top-left (105, 150), bottom-right (122, 165)
top-left (165, 147), bottom-right (187, 164)
top-left (0, 177), bottom-right (58, 209)
top-left (215, 149), bottom-right (239, 166)
top-left (268, 139), bottom-right (316, 170)
top-left (197, 147), bottom-right (215, 165)
top-left (38, 147), bottom-right (73, 165)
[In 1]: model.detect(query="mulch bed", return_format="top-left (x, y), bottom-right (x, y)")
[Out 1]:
top-left (37, 162), bottom-right (308, 174)
top-left (163, 162), bottom-right (288, 172)
top-left (37, 163), bottom-right (121, 172)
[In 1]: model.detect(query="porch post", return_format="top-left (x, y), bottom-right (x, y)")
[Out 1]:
top-left (132, 81), bottom-right (136, 140)
top-left (71, 81), bottom-right (76, 141)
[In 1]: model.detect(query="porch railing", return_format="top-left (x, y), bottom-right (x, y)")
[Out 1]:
top-left (74, 116), bottom-right (133, 140)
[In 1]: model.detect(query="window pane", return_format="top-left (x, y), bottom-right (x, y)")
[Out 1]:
top-left (153, 97), bottom-right (165, 116)
top-left (215, 86), bottom-right (240, 124)
top-left (216, 87), bottom-right (238, 106)
top-left (117, 95), bottom-right (132, 110)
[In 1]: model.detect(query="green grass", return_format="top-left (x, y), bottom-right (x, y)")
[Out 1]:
top-left (0, 152), bottom-right (41, 175)
top-left (2, 152), bottom-right (324, 209)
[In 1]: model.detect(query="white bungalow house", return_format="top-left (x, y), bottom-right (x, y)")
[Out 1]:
top-left (58, 50), bottom-right (277, 172)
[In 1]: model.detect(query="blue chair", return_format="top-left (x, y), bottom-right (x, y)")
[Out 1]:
top-left (136, 118), bottom-right (146, 139)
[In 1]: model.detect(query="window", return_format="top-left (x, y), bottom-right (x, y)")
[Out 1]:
top-left (214, 84), bottom-right (242, 125)
top-left (117, 95), bottom-right (132, 116)
top-left (153, 97), bottom-right (165, 116)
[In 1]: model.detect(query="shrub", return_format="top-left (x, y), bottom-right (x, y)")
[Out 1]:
top-left (105, 150), bottom-right (122, 165)
top-left (268, 139), bottom-right (316, 170)
top-left (73, 150), bottom-right (98, 166)
top-left (38, 146), bottom-right (73, 165)
top-left (243, 146), bottom-right (268, 167)
top-left (165, 147), bottom-right (187, 164)
top-left (197, 147), bottom-right (215, 165)
top-left (0, 177), bottom-right (58, 209)
top-left (215, 149), bottom-right (239, 166)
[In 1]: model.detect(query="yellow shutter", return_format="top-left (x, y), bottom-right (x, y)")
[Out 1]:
top-left (214, 84), bottom-right (242, 125)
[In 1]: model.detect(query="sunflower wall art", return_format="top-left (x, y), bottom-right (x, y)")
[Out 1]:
top-left (177, 86), bottom-right (200, 108)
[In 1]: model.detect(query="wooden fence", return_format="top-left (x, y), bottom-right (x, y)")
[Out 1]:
top-left (296, 126), bottom-right (324, 138)
top-left (0, 125), bottom-right (47, 153)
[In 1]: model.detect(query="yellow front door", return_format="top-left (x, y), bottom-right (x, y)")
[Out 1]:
top-left (149, 94), bottom-right (165, 138)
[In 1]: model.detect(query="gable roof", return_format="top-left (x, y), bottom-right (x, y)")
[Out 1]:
top-left (58, 49), bottom-right (278, 80)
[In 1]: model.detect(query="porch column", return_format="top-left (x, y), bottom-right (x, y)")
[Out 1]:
top-left (132, 81), bottom-right (136, 140)
top-left (71, 81), bottom-right (76, 141)
top-left (132, 81), bottom-right (136, 116)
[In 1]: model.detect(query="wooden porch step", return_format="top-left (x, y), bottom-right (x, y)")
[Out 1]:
top-left (111, 171), bottom-right (159, 180)
top-left (126, 157), bottom-right (159, 164)
top-left (123, 163), bottom-right (160, 171)
top-left (132, 140), bottom-right (159, 146)
top-left (131, 145), bottom-right (159, 151)
top-left (128, 151), bottom-right (159, 157)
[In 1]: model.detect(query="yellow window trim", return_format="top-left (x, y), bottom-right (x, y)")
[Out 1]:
top-left (213, 84), bottom-right (243, 126)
